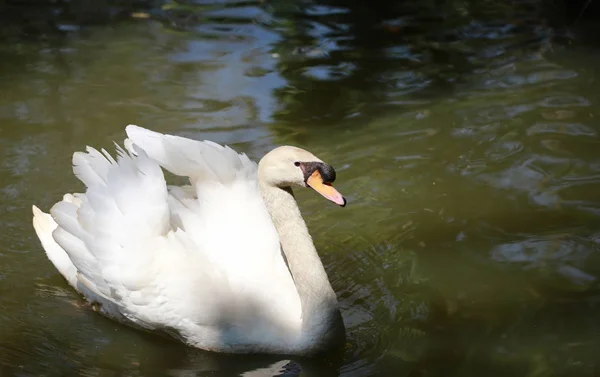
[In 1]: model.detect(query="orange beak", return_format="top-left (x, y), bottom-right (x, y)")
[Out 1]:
top-left (306, 170), bottom-right (346, 207)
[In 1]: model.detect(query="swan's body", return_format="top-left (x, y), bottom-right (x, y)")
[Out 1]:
top-left (32, 125), bottom-right (346, 355)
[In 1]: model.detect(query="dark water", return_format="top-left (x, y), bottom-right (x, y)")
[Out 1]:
top-left (1, 0), bottom-right (600, 376)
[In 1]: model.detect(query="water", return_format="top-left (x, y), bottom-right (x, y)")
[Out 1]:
top-left (1, 0), bottom-right (600, 376)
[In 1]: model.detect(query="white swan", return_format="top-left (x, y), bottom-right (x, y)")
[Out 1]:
top-left (32, 125), bottom-right (347, 356)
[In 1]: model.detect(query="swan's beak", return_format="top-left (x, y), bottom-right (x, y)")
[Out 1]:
top-left (307, 170), bottom-right (346, 207)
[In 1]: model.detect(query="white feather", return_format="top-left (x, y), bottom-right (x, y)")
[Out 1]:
top-left (125, 124), bottom-right (257, 185)
top-left (32, 126), bottom-right (302, 353)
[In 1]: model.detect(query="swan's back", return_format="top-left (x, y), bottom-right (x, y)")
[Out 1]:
top-left (32, 126), bottom-right (302, 353)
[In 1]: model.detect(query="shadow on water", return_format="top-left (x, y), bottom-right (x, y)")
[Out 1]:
top-left (1, 0), bottom-right (600, 376)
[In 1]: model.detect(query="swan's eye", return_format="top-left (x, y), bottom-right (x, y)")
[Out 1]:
top-left (294, 161), bottom-right (301, 167)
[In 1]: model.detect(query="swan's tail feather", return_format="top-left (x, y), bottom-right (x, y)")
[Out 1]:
top-left (32, 205), bottom-right (79, 288)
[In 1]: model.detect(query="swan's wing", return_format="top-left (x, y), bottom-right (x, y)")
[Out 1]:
top-left (125, 126), bottom-right (302, 327)
top-left (45, 145), bottom-right (230, 329)
top-left (125, 124), bottom-right (257, 185)
top-left (36, 127), bottom-right (301, 342)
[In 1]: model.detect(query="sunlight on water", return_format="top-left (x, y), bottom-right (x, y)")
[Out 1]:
top-left (1, 0), bottom-right (600, 376)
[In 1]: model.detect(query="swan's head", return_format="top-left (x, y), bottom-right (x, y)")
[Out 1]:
top-left (258, 146), bottom-right (346, 207)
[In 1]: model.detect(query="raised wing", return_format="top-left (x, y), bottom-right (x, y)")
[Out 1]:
top-left (125, 125), bottom-right (258, 185)
top-left (36, 126), bottom-right (301, 347)
top-left (47, 144), bottom-right (230, 329)
top-left (124, 126), bottom-right (301, 331)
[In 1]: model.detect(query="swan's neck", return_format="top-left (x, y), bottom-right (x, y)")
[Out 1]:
top-left (259, 182), bottom-right (341, 341)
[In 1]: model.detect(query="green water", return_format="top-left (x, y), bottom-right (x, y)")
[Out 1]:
top-left (1, 1), bottom-right (600, 376)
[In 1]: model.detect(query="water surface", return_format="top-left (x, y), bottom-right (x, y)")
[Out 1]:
top-left (1, 1), bottom-right (600, 376)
